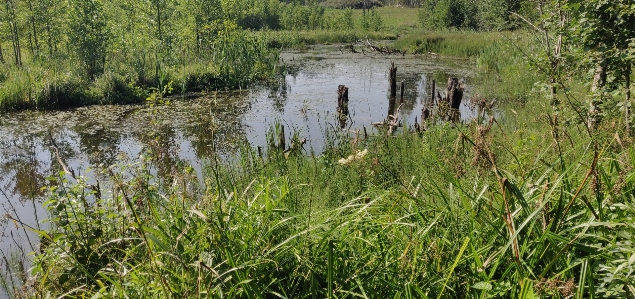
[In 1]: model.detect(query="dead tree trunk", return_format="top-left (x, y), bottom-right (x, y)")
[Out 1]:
top-left (388, 96), bottom-right (396, 120)
top-left (422, 106), bottom-right (430, 122)
top-left (278, 125), bottom-right (285, 151)
top-left (337, 85), bottom-right (349, 115)
top-left (400, 81), bottom-right (404, 102)
top-left (389, 62), bottom-right (397, 97)
top-left (446, 77), bottom-right (463, 109)
top-left (431, 79), bottom-right (436, 105)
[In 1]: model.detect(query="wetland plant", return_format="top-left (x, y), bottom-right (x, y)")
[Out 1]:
top-left (11, 105), bottom-right (635, 298)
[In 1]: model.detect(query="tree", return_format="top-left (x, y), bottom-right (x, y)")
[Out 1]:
top-left (69, 0), bottom-right (110, 80)
top-left (571, 0), bottom-right (635, 132)
top-left (31, 0), bottom-right (66, 58)
top-left (3, 0), bottom-right (21, 66)
top-left (189, 0), bottom-right (223, 53)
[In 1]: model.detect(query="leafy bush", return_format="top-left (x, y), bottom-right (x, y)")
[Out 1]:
top-left (89, 72), bottom-right (147, 105)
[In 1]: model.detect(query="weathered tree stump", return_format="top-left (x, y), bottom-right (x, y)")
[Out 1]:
top-left (414, 116), bottom-right (420, 133)
top-left (337, 85), bottom-right (349, 115)
top-left (422, 106), bottom-right (430, 122)
top-left (431, 79), bottom-right (436, 105)
top-left (446, 77), bottom-right (464, 109)
top-left (389, 62), bottom-right (397, 97)
top-left (278, 124), bottom-right (285, 151)
top-left (388, 96), bottom-right (396, 119)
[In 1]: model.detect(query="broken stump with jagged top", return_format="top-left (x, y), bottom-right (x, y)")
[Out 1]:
top-left (445, 77), bottom-right (464, 109)
top-left (337, 85), bottom-right (349, 115)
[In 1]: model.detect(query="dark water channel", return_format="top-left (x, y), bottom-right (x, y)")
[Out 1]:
top-left (0, 44), bottom-right (477, 294)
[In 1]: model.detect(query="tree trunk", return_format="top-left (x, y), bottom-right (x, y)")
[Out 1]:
top-left (157, 3), bottom-right (162, 43)
top-left (430, 79), bottom-right (435, 105)
top-left (27, 0), bottom-right (39, 57)
top-left (626, 63), bottom-right (632, 135)
top-left (0, 44), bottom-right (4, 63)
top-left (588, 60), bottom-right (606, 133)
top-left (278, 124), bottom-right (285, 151)
top-left (337, 85), bottom-right (349, 115)
top-left (389, 62), bottom-right (397, 97)
top-left (446, 77), bottom-right (463, 109)
top-left (5, 0), bottom-right (22, 66)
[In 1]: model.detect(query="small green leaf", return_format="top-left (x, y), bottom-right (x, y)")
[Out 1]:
top-left (472, 281), bottom-right (493, 290)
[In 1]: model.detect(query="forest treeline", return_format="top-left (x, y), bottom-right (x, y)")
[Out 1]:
top-left (0, 0), bottom-right (397, 110)
top-left (0, 0), bottom-right (633, 112)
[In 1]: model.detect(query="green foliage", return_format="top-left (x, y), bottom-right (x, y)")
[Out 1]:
top-left (68, 0), bottom-right (110, 80)
top-left (27, 103), bottom-right (635, 297)
top-left (89, 71), bottom-right (147, 105)
top-left (571, 0), bottom-right (635, 112)
top-left (359, 8), bottom-right (384, 31)
top-left (418, 0), bottom-right (526, 30)
top-left (322, 0), bottom-right (383, 9)
top-left (0, 0), bottom-right (282, 111)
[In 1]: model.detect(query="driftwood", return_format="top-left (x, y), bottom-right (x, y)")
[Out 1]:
top-left (387, 103), bottom-right (403, 135)
top-left (340, 44), bottom-right (358, 54)
top-left (372, 103), bottom-right (403, 135)
top-left (365, 40), bottom-right (406, 56)
top-left (283, 137), bottom-right (307, 159)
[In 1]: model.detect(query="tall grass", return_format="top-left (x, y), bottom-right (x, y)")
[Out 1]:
top-left (14, 98), bottom-right (635, 298)
top-left (0, 31), bottom-right (278, 112)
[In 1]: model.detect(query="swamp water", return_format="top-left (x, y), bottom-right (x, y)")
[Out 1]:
top-left (0, 44), bottom-right (477, 294)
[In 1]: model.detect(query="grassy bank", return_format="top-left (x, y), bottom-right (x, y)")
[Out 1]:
top-left (0, 29), bottom-right (278, 112)
top-left (0, 6), bottom-right (536, 112)
top-left (4, 93), bottom-right (633, 297)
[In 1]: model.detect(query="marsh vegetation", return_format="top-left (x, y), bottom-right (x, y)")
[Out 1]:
top-left (1, 0), bottom-right (635, 298)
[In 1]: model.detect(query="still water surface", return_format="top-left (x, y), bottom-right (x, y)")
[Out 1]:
top-left (0, 45), bottom-right (477, 291)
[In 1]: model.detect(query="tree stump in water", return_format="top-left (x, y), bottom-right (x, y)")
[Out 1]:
top-left (446, 77), bottom-right (463, 109)
top-left (422, 106), bottom-right (430, 121)
top-left (431, 80), bottom-right (436, 105)
top-left (389, 62), bottom-right (397, 97)
top-left (388, 96), bottom-right (396, 119)
top-left (337, 85), bottom-right (349, 115)
top-left (278, 124), bottom-right (285, 151)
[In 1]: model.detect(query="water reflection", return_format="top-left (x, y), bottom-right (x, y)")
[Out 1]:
top-left (0, 44), bottom-right (478, 262)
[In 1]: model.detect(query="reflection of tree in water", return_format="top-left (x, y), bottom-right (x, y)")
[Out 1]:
top-left (268, 78), bottom-right (289, 113)
top-left (0, 135), bottom-right (50, 200)
top-left (181, 112), bottom-right (249, 159)
top-left (136, 125), bottom-right (186, 180)
top-left (74, 123), bottom-right (122, 168)
top-left (387, 72), bottom-right (425, 115)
